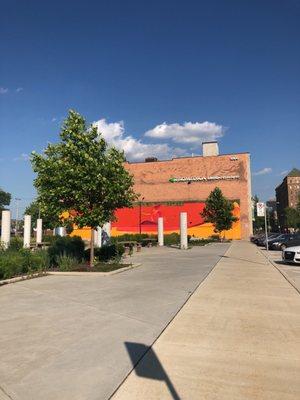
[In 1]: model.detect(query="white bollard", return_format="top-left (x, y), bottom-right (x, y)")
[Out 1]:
top-left (180, 212), bottom-right (188, 249)
top-left (1, 210), bottom-right (11, 248)
top-left (95, 226), bottom-right (102, 247)
top-left (158, 217), bottom-right (164, 246)
top-left (23, 215), bottom-right (31, 248)
top-left (36, 218), bottom-right (43, 244)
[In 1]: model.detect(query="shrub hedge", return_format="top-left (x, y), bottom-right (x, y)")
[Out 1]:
top-left (48, 236), bottom-right (85, 266)
top-left (0, 248), bottom-right (49, 280)
top-left (84, 243), bottom-right (125, 262)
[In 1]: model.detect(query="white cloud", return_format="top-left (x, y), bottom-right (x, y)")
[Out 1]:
top-left (51, 117), bottom-right (57, 122)
top-left (16, 87), bottom-right (23, 93)
top-left (93, 119), bottom-right (186, 161)
top-left (0, 87), bottom-right (8, 94)
top-left (144, 121), bottom-right (224, 145)
top-left (253, 167), bottom-right (272, 176)
top-left (13, 153), bottom-right (30, 162)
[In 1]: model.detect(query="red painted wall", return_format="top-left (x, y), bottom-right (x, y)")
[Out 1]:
top-left (112, 202), bottom-right (206, 233)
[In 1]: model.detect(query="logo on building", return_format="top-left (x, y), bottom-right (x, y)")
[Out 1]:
top-left (169, 175), bottom-right (240, 183)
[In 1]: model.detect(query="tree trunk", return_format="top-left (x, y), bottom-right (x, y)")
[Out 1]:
top-left (90, 229), bottom-right (95, 268)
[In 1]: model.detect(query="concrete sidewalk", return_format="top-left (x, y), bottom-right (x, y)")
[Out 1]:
top-left (112, 241), bottom-right (300, 400)
top-left (0, 244), bottom-right (229, 400)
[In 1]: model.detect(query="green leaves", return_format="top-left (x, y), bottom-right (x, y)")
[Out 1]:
top-left (31, 110), bottom-right (137, 230)
top-left (0, 188), bottom-right (11, 212)
top-left (201, 187), bottom-right (238, 234)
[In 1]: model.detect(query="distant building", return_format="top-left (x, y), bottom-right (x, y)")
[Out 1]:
top-left (115, 141), bottom-right (253, 240)
top-left (276, 168), bottom-right (300, 228)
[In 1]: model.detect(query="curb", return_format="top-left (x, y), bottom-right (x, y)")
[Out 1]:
top-left (47, 263), bottom-right (142, 277)
top-left (258, 247), bottom-right (300, 296)
top-left (0, 272), bottom-right (48, 287)
top-left (0, 264), bottom-right (142, 287)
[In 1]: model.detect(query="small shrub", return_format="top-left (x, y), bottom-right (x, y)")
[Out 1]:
top-left (0, 247), bottom-right (49, 280)
top-left (209, 234), bottom-right (220, 241)
top-left (111, 233), bottom-right (155, 243)
top-left (42, 235), bottom-right (58, 245)
top-left (164, 233), bottom-right (180, 245)
top-left (189, 238), bottom-right (211, 246)
top-left (8, 237), bottom-right (23, 251)
top-left (56, 254), bottom-right (78, 271)
top-left (84, 243), bottom-right (125, 263)
top-left (48, 236), bottom-right (85, 266)
top-left (30, 249), bottom-right (50, 272)
top-left (0, 251), bottom-right (26, 279)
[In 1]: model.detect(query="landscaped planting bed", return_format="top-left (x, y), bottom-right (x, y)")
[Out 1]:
top-left (0, 236), bottom-right (128, 282)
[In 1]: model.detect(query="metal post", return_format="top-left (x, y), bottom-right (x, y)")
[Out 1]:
top-left (264, 206), bottom-right (269, 259)
top-left (1, 210), bottom-right (11, 248)
top-left (158, 217), bottom-right (164, 246)
top-left (15, 197), bottom-right (21, 236)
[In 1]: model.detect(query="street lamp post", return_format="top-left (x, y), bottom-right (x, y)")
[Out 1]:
top-left (15, 198), bottom-right (21, 236)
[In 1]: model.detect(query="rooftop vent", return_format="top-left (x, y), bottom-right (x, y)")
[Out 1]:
top-left (145, 157), bottom-right (158, 163)
top-left (202, 141), bottom-right (219, 157)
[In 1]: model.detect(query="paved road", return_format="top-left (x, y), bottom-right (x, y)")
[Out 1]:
top-left (260, 248), bottom-right (300, 291)
top-left (0, 243), bottom-right (229, 400)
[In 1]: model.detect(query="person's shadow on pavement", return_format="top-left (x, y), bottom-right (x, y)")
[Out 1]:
top-left (125, 342), bottom-right (181, 400)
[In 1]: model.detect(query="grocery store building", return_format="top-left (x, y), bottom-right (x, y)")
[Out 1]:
top-left (73, 141), bottom-right (252, 240)
top-left (109, 141), bottom-right (252, 240)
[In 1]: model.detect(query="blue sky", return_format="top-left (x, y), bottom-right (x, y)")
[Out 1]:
top-left (1, 0), bottom-right (300, 216)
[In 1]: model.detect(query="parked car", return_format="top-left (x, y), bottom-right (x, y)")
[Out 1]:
top-left (251, 233), bottom-right (264, 244)
top-left (269, 233), bottom-right (300, 250)
top-left (256, 233), bottom-right (280, 246)
top-left (282, 245), bottom-right (300, 264)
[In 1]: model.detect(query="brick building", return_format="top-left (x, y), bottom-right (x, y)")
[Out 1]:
top-left (276, 168), bottom-right (300, 228)
top-left (111, 141), bottom-right (253, 240)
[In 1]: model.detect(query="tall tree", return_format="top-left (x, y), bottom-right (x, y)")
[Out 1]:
top-left (31, 110), bottom-right (137, 266)
top-left (284, 207), bottom-right (300, 230)
top-left (24, 200), bottom-right (57, 229)
top-left (0, 188), bottom-right (11, 219)
top-left (201, 187), bottom-right (238, 239)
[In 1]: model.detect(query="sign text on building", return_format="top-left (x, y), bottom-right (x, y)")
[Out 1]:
top-left (169, 175), bottom-right (240, 183)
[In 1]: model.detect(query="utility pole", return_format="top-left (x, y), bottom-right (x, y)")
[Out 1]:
top-left (15, 198), bottom-right (21, 236)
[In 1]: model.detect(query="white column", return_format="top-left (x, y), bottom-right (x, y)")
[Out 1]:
top-left (23, 214), bottom-right (31, 248)
top-left (1, 210), bottom-right (11, 248)
top-left (95, 226), bottom-right (102, 247)
top-left (180, 212), bottom-right (188, 249)
top-left (158, 217), bottom-right (164, 246)
top-left (36, 218), bottom-right (43, 244)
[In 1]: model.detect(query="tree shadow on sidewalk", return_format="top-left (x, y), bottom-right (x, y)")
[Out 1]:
top-left (125, 342), bottom-right (181, 400)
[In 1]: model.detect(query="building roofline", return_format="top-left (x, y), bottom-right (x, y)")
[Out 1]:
top-left (125, 152), bottom-right (250, 165)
